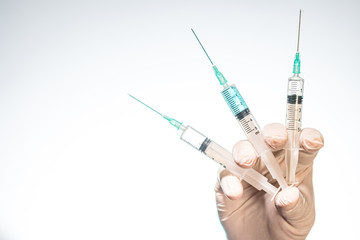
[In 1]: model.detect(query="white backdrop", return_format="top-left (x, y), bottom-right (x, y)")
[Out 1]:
top-left (0, 0), bottom-right (359, 239)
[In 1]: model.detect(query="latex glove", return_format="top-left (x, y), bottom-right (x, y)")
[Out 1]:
top-left (215, 123), bottom-right (324, 240)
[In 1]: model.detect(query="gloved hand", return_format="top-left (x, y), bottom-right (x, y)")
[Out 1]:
top-left (215, 123), bottom-right (324, 240)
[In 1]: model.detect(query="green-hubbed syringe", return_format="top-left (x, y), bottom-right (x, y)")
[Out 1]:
top-left (191, 29), bottom-right (288, 190)
top-left (285, 10), bottom-right (304, 184)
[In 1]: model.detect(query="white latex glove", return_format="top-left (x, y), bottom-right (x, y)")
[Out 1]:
top-left (216, 123), bottom-right (324, 240)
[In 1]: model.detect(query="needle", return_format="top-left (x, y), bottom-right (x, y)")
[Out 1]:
top-left (297, 10), bottom-right (302, 53)
top-left (191, 28), bottom-right (214, 65)
top-left (128, 94), bottom-right (163, 117)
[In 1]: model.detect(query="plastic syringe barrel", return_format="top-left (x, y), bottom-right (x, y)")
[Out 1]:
top-left (179, 125), bottom-right (278, 196)
top-left (220, 84), bottom-right (288, 190)
top-left (285, 74), bottom-right (304, 183)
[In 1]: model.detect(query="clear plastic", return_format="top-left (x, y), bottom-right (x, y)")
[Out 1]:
top-left (285, 74), bottom-right (304, 183)
top-left (180, 125), bottom-right (278, 195)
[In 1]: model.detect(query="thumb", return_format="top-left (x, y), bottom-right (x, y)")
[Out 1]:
top-left (275, 187), bottom-right (315, 231)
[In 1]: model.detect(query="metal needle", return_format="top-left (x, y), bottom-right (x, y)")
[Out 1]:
top-left (128, 94), bottom-right (163, 117)
top-left (191, 28), bottom-right (214, 65)
top-left (297, 10), bottom-right (302, 53)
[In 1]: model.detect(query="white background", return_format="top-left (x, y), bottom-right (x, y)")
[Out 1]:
top-left (1, 0), bottom-right (359, 239)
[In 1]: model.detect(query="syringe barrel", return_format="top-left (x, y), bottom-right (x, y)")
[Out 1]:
top-left (180, 126), bottom-right (277, 195)
top-left (286, 75), bottom-right (304, 132)
top-left (285, 75), bottom-right (304, 183)
top-left (180, 126), bottom-right (245, 175)
top-left (221, 84), bottom-right (288, 190)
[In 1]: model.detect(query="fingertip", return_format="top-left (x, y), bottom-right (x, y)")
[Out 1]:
top-left (300, 128), bottom-right (324, 152)
top-left (232, 141), bottom-right (257, 168)
top-left (262, 123), bottom-right (287, 150)
top-left (220, 174), bottom-right (243, 200)
top-left (275, 186), bottom-right (300, 210)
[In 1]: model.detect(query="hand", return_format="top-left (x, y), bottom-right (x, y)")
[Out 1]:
top-left (215, 123), bottom-right (324, 240)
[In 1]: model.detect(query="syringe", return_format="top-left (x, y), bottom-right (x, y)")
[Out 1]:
top-left (285, 10), bottom-right (304, 184)
top-left (191, 29), bottom-right (288, 190)
top-left (128, 94), bottom-right (278, 196)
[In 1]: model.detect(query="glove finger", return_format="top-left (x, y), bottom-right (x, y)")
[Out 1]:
top-left (233, 123), bottom-right (286, 176)
top-left (262, 123), bottom-right (288, 151)
top-left (232, 140), bottom-right (258, 169)
top-left (298, 128), bottom-right (324, 166)
top-left (216, 167), bottom-right (243, 200)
